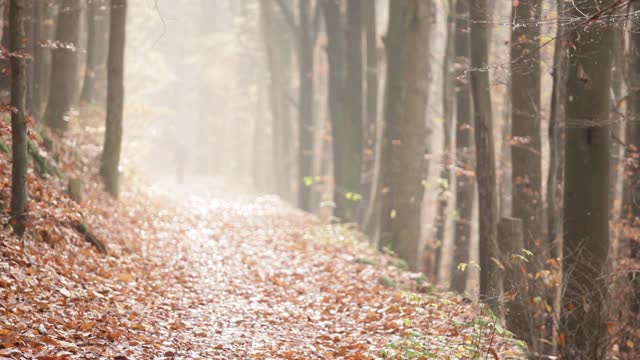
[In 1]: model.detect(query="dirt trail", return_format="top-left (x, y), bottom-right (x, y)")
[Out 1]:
top-left (1, 181), bottom-right (524, 359)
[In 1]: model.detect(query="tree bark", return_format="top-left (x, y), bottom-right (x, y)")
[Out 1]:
top-left (260, 0), bottom-right (290, 198)
top-left (10, 0), bottom-right (28, 236)
top-left (322, 0), bottom-right (352, 221)
top-left (469, 0), bottom-right (499, 310)
top-left (510, 0), bottom-right (543, 262)
top-left (509, 1), bottom-right (543, 352)
top-left (621, 1), bottom-right (640, 353)
top-left (450, 0), bottom-right (475, 293)
top-left (32, 1), bottom-right (57, 121)
top-left (560, 1), bottom-right (613, 357)
top-left (546, 0), bottom-right (567, 262)
top-left (0, 4), bottom-right (10, 99)
top-left (80, 0), bottom-right (110, 105)
top-left (498, 218), bottom-right (528, 343)
top-left (100, 0), bottom-right (126, 197)
top-left (361, 0), bottom-right (381, 237)
top-left (23, 0), bottom-right (33, 115)
top-left (345, 0), bottom-right (363, 221)
top-left (432, 0), bottom-right (455, 282)
top-left (379, 0), bottom-right (432, 270)
top-left (45, 0), bottom-right (81, 133)
top-left (298, 0), bottom-right (314, 212)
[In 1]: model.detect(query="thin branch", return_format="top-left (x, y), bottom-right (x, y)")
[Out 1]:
top-left (465, 0), bottom-right (631, 75)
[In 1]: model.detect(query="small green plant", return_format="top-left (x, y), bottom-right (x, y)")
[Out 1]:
top-left (0, 139), bottom-right (8, 155)
top-left (414, 273), bottom-right (427, 286)
top-left (400, 290), bottom-right (423, 304)
top-left (344, 191), bottom-right (362, 201)
top-left (302, 175), bottom-right (321, 186)
top-left (393, 259), bottom-right (409, 270)
top-left (353, 257), bottom-right (376, 266)
top-left (378, 276), bottom-right (398, 288)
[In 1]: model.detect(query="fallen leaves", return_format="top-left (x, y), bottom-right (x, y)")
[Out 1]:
top-left (0, 118), bottom-right (524, 359)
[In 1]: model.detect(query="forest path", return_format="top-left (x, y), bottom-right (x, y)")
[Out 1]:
top-left (0, 180), bottom-right (523, 359)
top-left (105, 182), bottom-right (524, 359)
top-left (127, 186), bottom-right (392, 358)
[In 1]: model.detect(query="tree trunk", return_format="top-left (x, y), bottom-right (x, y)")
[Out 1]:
top-left (323, 0), bottom-right (352, 221)
top-left (32, 1), bottom-right (57, 121)
top-left (547, 0), bottom-right (567, 263)
top-left (0, 5), bottom-right (10, 100)
top-left (9, 0), bottom-right (28, 236)
top-left (379, 0), bottom-right (432, 270)
top-left (469, 0), bottom-right (499, 310)
top-left (260, 0), bottom-right (290, 198)
top-left (432, 0), bottom-right (455, 282)
top-left (298, 0), bottom-right (314, 212)
top-left (100, 0), bottom-right (126, 197)
top-left (345, 0), bottom-right (364, 221)
top-left (510, 0), bottom-right (543, 262)
top-left (361, 0), bottom-right (380, 238)
top-left (497, 218), bottom-right (528, 342)
top-left (23, 0), bottom-right (33, 115)
top-left (621, 1), bottom-right (640, 353)
top-left (560, 1), bottom-right (613, 357)
top-left (80, 0), bottom-right (109, 105)
top-left (45, 0), bottom-right (81, 133)
top-left (509, 1), bottom-right (543, 352)
top-left (545, 1), bottom-right (568, 355)
top-left (450, 0), bottom-right (475, 293)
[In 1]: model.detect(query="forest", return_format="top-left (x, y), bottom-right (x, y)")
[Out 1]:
top-left (0, 0), bottom-right (638, 359)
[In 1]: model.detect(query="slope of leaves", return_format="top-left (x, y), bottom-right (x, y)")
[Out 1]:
top-left (0, 118), bottom-right (525, 359)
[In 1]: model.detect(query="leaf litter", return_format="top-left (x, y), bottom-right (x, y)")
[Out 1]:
top-left (0, 119), bottom-right (525, 359)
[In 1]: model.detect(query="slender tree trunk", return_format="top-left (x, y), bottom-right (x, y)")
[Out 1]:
top-left (379, 0), bottom-right (432, 270)
top-left (323, 0), bottom-right (353, 221)
top-left (547, 0), bottom-right (567, 263)
top-left (361, 0), bottom-right (379, 237)
top-left (23, 0), bottom-right (33, 115)
top-left (32, 1), bottom-right (56, 121)
top-left (560, 1), bottom-right (613, 357)
top-left (345, 0), bottom-right (364, 221)
top-left (260, 0), bottom-right (289, 198)
top-left (621, 1), bottom-right (640, 353)
top-left (510, 0), bottom-right (543, 260)
top-left (450, 0), bottom-right (475, 293)
top-left (80, 0), bottom-right (109, 105)
top-left (545, 1), bottom-right (568, 355)
top-left (10, 0), bottom-right (27, 236)
top-left (499, 90), bottom-right (512, 220)
top-left (433, 0), bottom-right (455, 282)
top-left (45, 0), bottom-right (81, 133)
top-left (0, 5), bottom-right (10, 99)
top-left (100, 0), bottom-right (126, 197)
top-left (509, 1), bottom-right (543, 351)
top-left (298, 0), bottom-right (314, 212)
top-left (469, 0), bottom-right (499, 310)
top-left (322, 0), bottom-right (363, 222)
top-left (609, 25), bottom-right (624, 216)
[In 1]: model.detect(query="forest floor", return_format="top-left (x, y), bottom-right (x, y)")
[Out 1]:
top-left (0, 118), bottom-right (526, 359)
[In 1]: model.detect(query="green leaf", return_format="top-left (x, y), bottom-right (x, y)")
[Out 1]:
top-left (302, 176), bottom-right (315, 186)
top-left (345, 192), bottom-right (362, 202)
